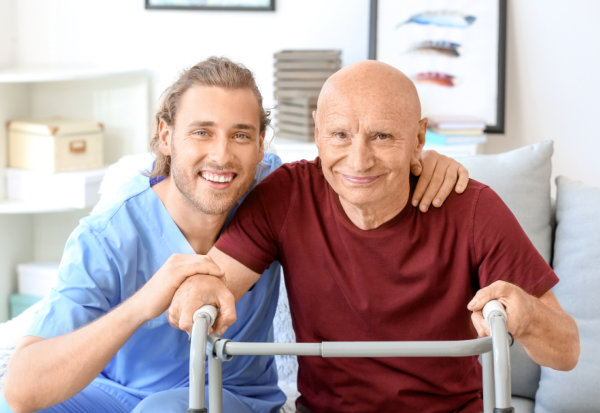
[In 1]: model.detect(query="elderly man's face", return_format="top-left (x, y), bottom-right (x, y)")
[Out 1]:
top-left (314, 82), bottom-right (425, 224)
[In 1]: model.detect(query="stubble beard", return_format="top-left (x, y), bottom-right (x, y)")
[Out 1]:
top-left (170, 156), bottom-right (254, 216)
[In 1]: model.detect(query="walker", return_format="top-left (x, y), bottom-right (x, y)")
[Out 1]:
top-left (187, 300), bottom-right (514, 413)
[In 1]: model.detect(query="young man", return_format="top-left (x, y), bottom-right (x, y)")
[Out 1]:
top-left (168, 60), bottom-right (579, 412)
top-left (3, 57), bottom-right (468, 413)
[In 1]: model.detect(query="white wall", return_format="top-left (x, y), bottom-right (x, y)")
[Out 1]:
top-left (0, 0), bottom-right (15, 66)
top-left (485, 0), bottom-right (600, 187)
top-left (11, 0), bottom-right (369, 111)
top-left (6, 0), bottom-right (600, 187)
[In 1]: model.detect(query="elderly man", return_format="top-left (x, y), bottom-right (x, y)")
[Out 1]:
top-left (170, 60), bottom-right (579, 412)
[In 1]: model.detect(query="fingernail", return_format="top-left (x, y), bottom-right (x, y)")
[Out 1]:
top-left (467, 297), bottom-right (477, 308)
top-left (420, 204), bottom-right (428, 212)
top-left (412, 199), bottom-right (418, 207)
top-left (433, 198), bottom-right (441, 207)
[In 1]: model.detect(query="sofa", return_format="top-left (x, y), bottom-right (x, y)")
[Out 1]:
top-left (1, 140), bottom-right (598, 412)
top-left (272, 139), bottom-right (600, 412)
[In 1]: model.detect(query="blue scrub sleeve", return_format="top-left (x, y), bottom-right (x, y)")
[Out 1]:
top-left (27, 225), bottom-right (122, 339)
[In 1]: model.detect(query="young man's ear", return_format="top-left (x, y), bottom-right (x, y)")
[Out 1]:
top-left (410, 117), bottom-right (428, 175)
top-left (158, 119), bottom-right (173, 156)
top-left (258, 130), bottom-right (266, 161)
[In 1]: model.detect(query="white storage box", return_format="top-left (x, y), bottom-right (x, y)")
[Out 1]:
top-left (17, 261), bottom-right (60, 297)
top-left (5, 167), bottom-right (106, 209)
top-left (8, 118), bottom-right (104, 172)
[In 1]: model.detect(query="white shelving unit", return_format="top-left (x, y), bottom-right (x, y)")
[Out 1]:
top-left (0, 66), bottom-right (151, 321)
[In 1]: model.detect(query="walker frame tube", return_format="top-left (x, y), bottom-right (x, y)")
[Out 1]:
top-left (190, 300), bottom-right (514, 413)
top-left (188, 306), bottom-right (218, 413)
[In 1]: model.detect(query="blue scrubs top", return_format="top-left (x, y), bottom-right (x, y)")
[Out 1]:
top-left (27, 153), bottom-right (285, 411)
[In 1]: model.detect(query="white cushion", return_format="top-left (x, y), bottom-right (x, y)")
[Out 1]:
top-left (458, 139), bottom-right (554, 263)
top-left (534, 176), bottom-right (600, 412)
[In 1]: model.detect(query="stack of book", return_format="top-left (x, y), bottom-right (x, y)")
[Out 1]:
top-left (273, 49), bottom-right (341, 141)
top-left (425, 115), bottom-right (488, 156)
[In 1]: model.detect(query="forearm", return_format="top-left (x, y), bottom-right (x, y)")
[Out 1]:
top-left (4, 297), bottom-right (147, 412)
top-left (518, 298), bottom-right (580, 371)
top-left (209, 247), bottom-right (261, 301)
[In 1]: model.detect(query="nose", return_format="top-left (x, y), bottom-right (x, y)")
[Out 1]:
top-left (208, 133), bottom-right (233, 166)
top-left (347, 136), bottom-right (374, 172)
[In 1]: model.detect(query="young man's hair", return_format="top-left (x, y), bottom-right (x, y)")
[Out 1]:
top-left (149, 56), bottom-right (270, 177)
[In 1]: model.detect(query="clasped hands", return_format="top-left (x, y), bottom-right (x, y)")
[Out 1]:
top-left (166, 266), bottom-right (236, 336)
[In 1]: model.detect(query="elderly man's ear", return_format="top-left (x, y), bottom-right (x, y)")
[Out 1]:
top-left (410, 118), bottom-right (428, 176)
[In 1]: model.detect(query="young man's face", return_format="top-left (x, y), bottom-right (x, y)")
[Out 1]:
top-left (162, 85), bottom-right (265, 215)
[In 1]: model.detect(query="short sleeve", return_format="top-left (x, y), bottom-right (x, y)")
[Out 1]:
top-left (473, 187), bottom-right (558, 297)
top-left (216, 164), bottom-right (294, 274)
top-left (27, 224), bottom-right (120, 339)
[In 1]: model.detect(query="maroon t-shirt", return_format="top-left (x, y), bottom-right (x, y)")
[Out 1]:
top-left (216, 159), bottom-right (558, 413)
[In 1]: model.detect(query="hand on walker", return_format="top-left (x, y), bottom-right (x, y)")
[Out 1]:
top-left (411, 150), bottom-right (470, 212)
top-left (167, 274), bottom-right (236, 336)
top-left (467, 280), bottom-right (535, 339)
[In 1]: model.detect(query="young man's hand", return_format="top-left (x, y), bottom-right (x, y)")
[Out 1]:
top-left (411, 150), bottom-right (469, 212)
top-left (132, 253), bottom-right (225, 322)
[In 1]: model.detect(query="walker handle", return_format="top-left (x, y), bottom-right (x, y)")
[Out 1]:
top-left (483, 300), bottom-right (507, 324)
top-left (193, 305), bottom-right (219, 326)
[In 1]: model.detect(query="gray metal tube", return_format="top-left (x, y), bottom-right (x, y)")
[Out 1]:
top-left (189, 306), bottom-right (218, 412)
top-left (481, 351), bottom-right (495, 413)
top-left (490, 316), bottom-right (512, 409)
top-left (189, 316), bottom-right (209, 410)
top-left (217, 337), bottom-right (492, 358)
top-left (321, 338), bottom-right (492, 357)
top-left (208, 355), bottom-right (223, 413)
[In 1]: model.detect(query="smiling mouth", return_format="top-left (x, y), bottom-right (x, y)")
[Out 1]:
top-left (341, 173), bottom-right (380, 185)
top-left (200, 171), bottom-right (236, 183)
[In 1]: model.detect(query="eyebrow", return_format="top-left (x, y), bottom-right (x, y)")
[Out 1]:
top-left (187, 121), bottom-right (257, 131)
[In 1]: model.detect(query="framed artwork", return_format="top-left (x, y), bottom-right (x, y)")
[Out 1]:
top-left (369, 0), bottom-right (507, 133)
top-left (145, 0), bottom-right (275, 11)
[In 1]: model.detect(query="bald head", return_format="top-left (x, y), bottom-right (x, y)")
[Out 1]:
top-left (317, 60), bottom-right (422, 123)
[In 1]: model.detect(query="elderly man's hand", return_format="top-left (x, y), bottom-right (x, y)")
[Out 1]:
top-left (467, 280), bottom-right (535, 339)
top-left (467, 280), bottom-right (580, 371)
top-left (411, 150), bottom-right (469, 212)
top-left (167, 274), bottom-right (237, 336)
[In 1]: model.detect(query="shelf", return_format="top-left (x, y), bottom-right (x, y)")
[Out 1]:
top-left (424, 143), bottom-right (482, 157)
top-left (0, 199), bottom-right (84, 214)
top-left (0, 66), bottom-right (148, 83)
top-left (0, 167), bottom-right (106, 214)
top-left (270, 138), bottom-right (318, 163)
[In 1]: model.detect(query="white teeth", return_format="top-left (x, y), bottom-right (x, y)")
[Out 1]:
top-left (202, 172), bottom-right (233, 183)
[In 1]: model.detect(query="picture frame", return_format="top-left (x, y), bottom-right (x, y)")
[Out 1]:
top-left (369, 0), bottom-right (507, 133)
top-left (145, 0), bottom-right (275, 12)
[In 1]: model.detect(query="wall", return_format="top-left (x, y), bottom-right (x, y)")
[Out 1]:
top-left (5, 0), bottom-right (600, 184)
top-left (0, 0), bottom-right (14, 66)
top-left (484, 0), bottom-right (600, 187)
top-left (10, 0), bottom-right (369, 111)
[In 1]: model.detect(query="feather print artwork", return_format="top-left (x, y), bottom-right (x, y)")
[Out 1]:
top-left (396, 10), bottom-right (476, 29)
top-left (412, 72), bottom-right (457, 87)
top-left (409, 40), bottom-right (461, 57)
